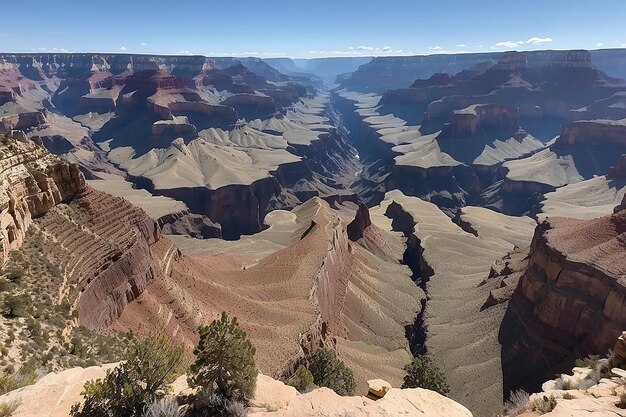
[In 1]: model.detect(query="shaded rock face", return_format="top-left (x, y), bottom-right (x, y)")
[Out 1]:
top-left (0, 132), bottom-right (85, 263)
top-left (159, 210), bottom-right (222, 239)
top-left (500, 211), bottom-right (626, 394)
top-left (130, 175), bottom-right (281, 240)
top-left (221, 93), bottom-right (280, 120)
top-left (440, 104), bottom-right (519, 138)
top-left (347, 203), bottom-right (372, 241)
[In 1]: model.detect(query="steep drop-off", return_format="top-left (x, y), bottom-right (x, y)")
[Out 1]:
top-left (500, 208), bottom-right (626, 394)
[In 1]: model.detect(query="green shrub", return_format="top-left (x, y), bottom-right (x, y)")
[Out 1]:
top-left (188, 312), bottom-right (257, 401)
top-left (575, 354), bottom-right (600, 369)
top-left (1, 294), bottom-right (30, 317)
top-left (70, 333), bottom-right (184, 417)
top-left (401, 355), bottom-right (450, 395)
top-left (0, 367), bottom-right (38, 396)
top-left (5, 268), bottom-right (23, 284)
top-left (307, 348), bottom-right (355, 396)
top-left (287, 365), bottom-right (316, 393)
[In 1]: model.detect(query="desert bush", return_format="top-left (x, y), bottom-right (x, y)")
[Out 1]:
top-left (530, 394), bottom-right (557, 414)
top-left (4, 268), bottom-right (23, 285)
top-left (188, 312), bottom-right (257, 401)
top-left (1, 294), bottom-right (30, 318)
top-left (554, 376), bottom-right (573, 390)
top-left (401, 355), bottom-right (450, 395)
top-left (0, 366), bottom-right (40, 395)
top-left (184, 387), bottom-right (247, 417)
top-left (70, 333), bottom-right (184, 417)
top-left (307, 348), bottom-right (355, 396)
top-left (575, 354), bottom-right (600, 369)
top-left (287, 365), bottom-right (315, 393)
top-left (503, 389), bottom-right (530, 415)
top-left (142, 398), bottom-right (180, 417)
top-left (0, 398), bottom-right (20, 417)
top-left (562, 392), bottom-right (576, 400)
top-left (619, 391), bottom-right (626, 408)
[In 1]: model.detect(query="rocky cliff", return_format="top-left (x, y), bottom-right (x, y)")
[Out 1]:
top-left (0, 131), bottom-right (84, 263)
top-left (556, 119), bottom-right (626, 147)
top-left (500, 208), bottom-right (626, 394)
top-left (440, 103), bottom-right (519, 138)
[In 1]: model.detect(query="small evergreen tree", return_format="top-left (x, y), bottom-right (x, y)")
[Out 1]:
top-left (188, 312), bottom-right (258, 401)
top-left (307, 348), bottom-right (355, 396)
top-left (70, 333), bottom-right (184, 417)
top-left (402, 355), bottom-right (450, 395)
top-left (287, 365), bottom-right (315, 393)
top-left (1, 294), bottom-right (29, 317)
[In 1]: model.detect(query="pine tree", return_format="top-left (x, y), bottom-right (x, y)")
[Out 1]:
top-left (287, 365), bottom-right (316, 392)
top-left (402, 355), bottom-right (450, 395)
top-left (307, 348), bottom-right (355, 396)
top-left (188, 311), bottom-right (258, 401)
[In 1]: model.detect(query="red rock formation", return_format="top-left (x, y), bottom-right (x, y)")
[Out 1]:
top-left (502, 209), bottom-right (626, 392)
top-left (556, 120), bottom-right (626, 147)
top-left (31, 185), bottom-right (177, 329)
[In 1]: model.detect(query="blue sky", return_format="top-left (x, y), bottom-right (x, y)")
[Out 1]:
top-left (1, 0), bottom-right (625, 58)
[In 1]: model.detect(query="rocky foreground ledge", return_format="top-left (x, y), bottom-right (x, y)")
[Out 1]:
top-left (0, 366), bottom-right (472, 417)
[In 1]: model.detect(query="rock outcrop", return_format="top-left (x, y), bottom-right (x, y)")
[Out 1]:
top-left (501, 208), bottom-right (626, 394)
top-left (556, 119), bottom-right (626, 147)
top-left (440, 103), bottom-right (519, 138)
top-left (0, 132), bottom-right (84, 263)
top-left (0, 367), bottom-right (473, 417)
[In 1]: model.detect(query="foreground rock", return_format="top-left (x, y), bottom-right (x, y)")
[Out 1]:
top-left (0, 367), bottom-right (473, 417)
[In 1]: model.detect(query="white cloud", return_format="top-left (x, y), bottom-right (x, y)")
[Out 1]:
top-left (176, 50), bottom-right (192, 55)
top-left (494, 37), bottom-right (554, 49)
top-left (33, 47), bottom-right (70, 53)
top-left (140, 42), bottom-right (147, 47)
top-left (429, 46), bottom-right (443, 51)
top-left (596, 42), bottom-right (604, 47)
top-left (621, 43), bottom-right (626, 48)
top-left (457, 44), bottom-right (466, 47)
top-left (120, 46), bottom-right (127, 51)
top-left (297, 45), bottom-right (408, 58)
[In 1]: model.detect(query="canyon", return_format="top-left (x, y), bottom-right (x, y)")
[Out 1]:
top-left (0, 47), bottom-right (626, 417)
